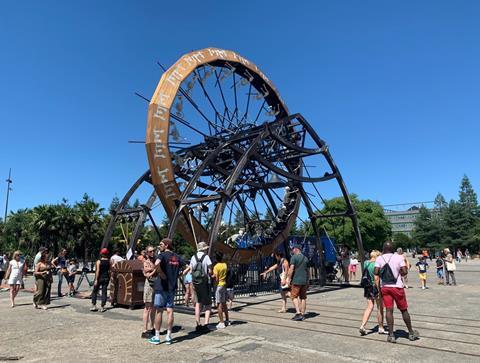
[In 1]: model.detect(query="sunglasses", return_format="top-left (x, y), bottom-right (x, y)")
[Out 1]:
top-left (147, 250), bottom-right (155, 253)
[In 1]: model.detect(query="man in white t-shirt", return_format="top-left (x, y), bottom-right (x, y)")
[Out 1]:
top-left (189, 242), bottom-right (212, 332)
top-left (110, 249), bottom-right (124, 266)
top-left (374, 241), bottom-right (419, 343)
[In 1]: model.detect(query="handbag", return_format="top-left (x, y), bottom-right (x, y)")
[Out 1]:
top-left (446, 261), bottom-right (456, 272)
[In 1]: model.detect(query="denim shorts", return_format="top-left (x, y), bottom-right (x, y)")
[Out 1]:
top-left (154, 291), bottom-right (175, 309)
top-left (436, 269), bottom-right (444, 278)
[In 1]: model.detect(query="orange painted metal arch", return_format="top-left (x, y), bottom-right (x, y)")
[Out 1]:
top-left (145, 48), bottom-right (297, 262)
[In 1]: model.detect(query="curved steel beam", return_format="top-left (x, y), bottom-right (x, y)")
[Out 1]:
top-left (167, 141), bottom-right (227, 240)
top-left (127, 190), bottom-right (157, 259)
top-left (240, 147), bottom-right (337, 183)
top-left (298, 185), bottom-right (326, 286)
top-left (207, 132), bottom-right (266, 256)
top-left (295, 114), bottom-right (365, 269)
top-left (101, 170), bottom-right (151, 249)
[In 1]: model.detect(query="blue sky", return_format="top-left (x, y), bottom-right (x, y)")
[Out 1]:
top-left (1, 0), bottom-right (479, 215)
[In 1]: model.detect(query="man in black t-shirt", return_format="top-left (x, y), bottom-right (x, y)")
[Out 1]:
top-left (415, 257), bottom-right (429, 290)
top-left (148, 239), bottom-right (187, 346)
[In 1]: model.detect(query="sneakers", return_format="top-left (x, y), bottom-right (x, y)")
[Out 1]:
top-left (225, 320), bottom-right (231, 326)
top-left (99, 306), bottom-right (106, 313)
top-left (292, 313), bottom-right (304, 321)
top-left (378, 328), bottom-right (388, 335)
top-left (387, 335), bottom-right (397, 343)
top-left (141, 331), bottom-right (151, 339)
top-left (409, 330), bottom-right (420, 341)
top-left (90, 305), bottom-right (98, 312)
top-left (216, 322), bottom-right (226, 330)
top-left (148, 336), bottom-right (161, 345)
top-left (165, 335), bottom-right (172, 345)
top-left (359, 327), bottom-right (367, 336)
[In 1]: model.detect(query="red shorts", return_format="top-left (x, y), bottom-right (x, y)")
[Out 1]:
top-left (381, 286), bottom-right (408, 311)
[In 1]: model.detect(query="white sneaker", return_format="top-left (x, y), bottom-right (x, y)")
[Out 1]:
top-left (216, 322), bottom-right (226, 329)
top-left (165, 335), bottom-right (172, 345)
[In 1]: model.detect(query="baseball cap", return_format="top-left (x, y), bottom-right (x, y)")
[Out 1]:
top-left (100, 248), bottom-right (109, 255)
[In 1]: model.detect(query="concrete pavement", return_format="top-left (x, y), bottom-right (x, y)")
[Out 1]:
top-left (1, 258), bottom-right (479, 362)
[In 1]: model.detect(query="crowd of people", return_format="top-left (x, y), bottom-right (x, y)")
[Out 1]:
top-left (0, 246), bottom-right (125, 310)
top-left (137, 239), bottom-right (234, 345)
top-left (358, 244), bottom-right (464, 343)
top-left (0, 239), bottom-right (470, 346)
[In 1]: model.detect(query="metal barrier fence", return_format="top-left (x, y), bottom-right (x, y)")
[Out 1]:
top-left (172, 259), bottom-right (326, 306)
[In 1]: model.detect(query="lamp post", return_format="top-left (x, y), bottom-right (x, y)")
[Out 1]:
top-left (4, 168), bottom-right (12, 223)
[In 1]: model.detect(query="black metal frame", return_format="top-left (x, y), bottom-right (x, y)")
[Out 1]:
top-left (101, 171), bottom-right (159, 257)
top-left (165, 113), bottom-right (364, 285)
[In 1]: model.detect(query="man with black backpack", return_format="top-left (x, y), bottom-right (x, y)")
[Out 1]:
top-left (189, 241), bottom-right (213, 332)
top-left (374, 241), bottom-right (419, 343)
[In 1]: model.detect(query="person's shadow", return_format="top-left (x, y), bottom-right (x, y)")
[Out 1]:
top-left (171, 321), bottom-right (248, 344)
top-left (394, 329), bottom-right (411, 340)
top-left (303, 312), bottom-right (319, 320)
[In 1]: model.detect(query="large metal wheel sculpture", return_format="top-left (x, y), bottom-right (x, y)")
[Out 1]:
top-left (145, 47), bottom-right (364, 273)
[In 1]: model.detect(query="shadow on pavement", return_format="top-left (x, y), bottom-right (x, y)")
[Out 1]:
top-left (48, 304), bottom-right (71, 310)
top-left (303, 312), bottom-right (319, 319)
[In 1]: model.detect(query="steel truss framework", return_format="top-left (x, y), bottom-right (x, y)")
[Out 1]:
top-left (102, 48), bottom-right (364, 285)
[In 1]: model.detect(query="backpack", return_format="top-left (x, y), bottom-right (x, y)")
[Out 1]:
top-left (192, 253), bottom-right (208, 286)
top-left (379, 255), bottom-right (397, 285)
top-left (226, 268), bottom-right (237, 289)
top-left (360, 262), bottom-right (373, 288)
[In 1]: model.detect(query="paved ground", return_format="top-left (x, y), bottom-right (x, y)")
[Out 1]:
top-left (1, 258), bottom-right (480, 362)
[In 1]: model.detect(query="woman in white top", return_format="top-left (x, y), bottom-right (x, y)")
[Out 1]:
top-left (260, 251), bottom-right (290, 313)
top-left (4, 251), bottom-right (26, 307)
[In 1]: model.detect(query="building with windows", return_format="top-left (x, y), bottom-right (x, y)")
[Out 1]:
top-left (383, 202), bottom-right (434, 238)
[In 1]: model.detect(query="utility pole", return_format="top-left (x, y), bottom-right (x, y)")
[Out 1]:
top-left (4, 168), bottom-right (12, 223)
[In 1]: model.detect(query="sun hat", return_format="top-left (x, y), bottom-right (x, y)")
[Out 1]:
top-left (197, 241), bottom-right (209, 252)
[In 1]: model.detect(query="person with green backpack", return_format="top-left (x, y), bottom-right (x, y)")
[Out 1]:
top-left (189, 242), bottom-right (213, 332)
top-left (359, 250), bottom-right (385, 336)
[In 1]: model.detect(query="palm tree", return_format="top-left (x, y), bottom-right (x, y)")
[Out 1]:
top-left (74, 194), bottom-right (105, 263)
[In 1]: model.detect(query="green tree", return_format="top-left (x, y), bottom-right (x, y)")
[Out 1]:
top-left (434, 193), bottom-right (447, 211)
top-left (74, 194), bottom-right (105, 262)
top-left (392, 232), bottom-right (414, 250)
top-left (311, 194), bottom-right (391, 252)
top-left (233, 209), bottom-right (245, 228)
top-left (30, 204), bottom-right (64, 256)
top-left (458, 175), bottom-right (478, 213)
top-left (413, 206), bottom-right (441, 248)
top-left (109, 196), bottom-right (120, 214)
top-left (2, 209), bottom-right (35, 257)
